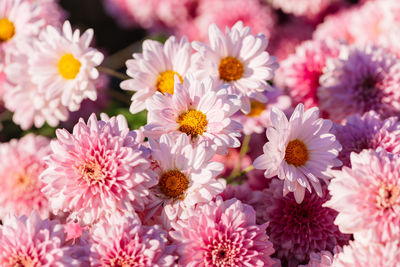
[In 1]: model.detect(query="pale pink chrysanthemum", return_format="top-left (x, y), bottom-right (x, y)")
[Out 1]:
top-left (142, 133), bottom-right (225, 225)
top-left (332, 240), bottom-right (400, 267)
top-left (120, 36), bottom-right (193, 114)
top-left (144, 75), bottom-right (242, 155)
top-left (253, 103), bottom-right (342, 203)
top-left (40, 113), bottom-right (157, 225)
top-left (318, 44), bottom-right (400, 122)
top-left (0, 212), bottom-right (82, 266)
top-left (260, 180), bottom-right (349, 266)
top-left (325, 149), bottom-right (400, 243)
top-left (0, 134), bottom-right (50, 219)
top-left (170, 197), bottom-right (275, 267)
top-left (176, 0), bottom-right (276, 42)
top-left (266, 0), bottom-right (336, 19)
top-left (192, 21), bottom-right (278, 113)
top-left (29, 0), bottom-right (67, 27)
top-left (274, 39), bottom-right (341, 109)
top-left (90, 215), bottom-right (176, 267)
top-left (333, 111), bottom-right (400, 167)
top-left (299, 247), bottom-right (342, 267)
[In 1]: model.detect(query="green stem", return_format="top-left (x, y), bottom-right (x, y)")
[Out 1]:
top-left (227, 134), bottom-right (252, 183)
top-left (98, 66), bottom-right (130, 80)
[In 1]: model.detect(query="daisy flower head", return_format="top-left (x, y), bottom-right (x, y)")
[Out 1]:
top-left (0, 211), bottom-right (82, 266)
top-left (40, 113), bottom-right (157, 225)
top-left (325, 149), bottom-right (400, 243)
top-left (90, 215), bottom-right (176, 267)
top-left (145, 133), bottom-right (225, 224)
top-left (253, 103), bottom-right (342, 203)
top-left (170, 197), bottom-right (275, 267)
top-left (120, 35), bottom-right (193, 114)
top-left (0, 134), bottom-right (51, 219)
top-left (29, 20), bottom-right (104, 112)
top-left (192, 21), bottom-right (278, 113)
top-left (333, 111), bottom-right (400, 167)
top-left (318, 44), bottom-right (400, 122)
top-left (144, 75), bottom-right (242, 155)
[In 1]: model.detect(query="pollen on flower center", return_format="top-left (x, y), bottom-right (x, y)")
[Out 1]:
top-left (285, 139), bottom-right (309, 167)
top-left (177, 109), bottom-right (208, 138)
top-left (156, 70), bottom-right (183, 95)
top-left (377, 184), bottom-right (400, 209)
top-left (13, 173), bottom-right (32, 191)
top-left (218, 56), bottom-right (244, 82)
top-left (109, 256), bottom-right (133, 267)
top-left (158, 170), bottom-right (189, 198)
top-left (58, 53), bottom-right (82, 79)
top-left (9, 254), bottom-right (35, 267)
top-left (79, 160), bottom-right (104, 185)
top-left (0, 18), bottom-right (15, 42)
top-left (247, 100), bottom-right (266, 117)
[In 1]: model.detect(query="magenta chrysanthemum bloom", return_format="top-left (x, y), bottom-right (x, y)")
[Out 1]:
top-left (41, 113), bottom-right (157, 225)
top-left (0, 134), bottom-right (51, 219)
top-left (333, 111), bottom-right (400, 167)
top-left (318, 44), bottom-right (400, 122)
top-left (275, 39), bottom-right (341, 109)
top-left (253, 103), bottom-right (342, 203)
top-left (326, 149), bottom-right (400, 243)
top-left (170, 197), bottom-right (275, 267)
top-left (0, 212), bottom-right (82, 266)
top-left (90, 215), bottom-right (176, 267)
top-left (261, 180), bottom-right (349, 266)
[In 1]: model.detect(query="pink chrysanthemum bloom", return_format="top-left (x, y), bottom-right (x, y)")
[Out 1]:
top-left (143, 133), bottom-right (225, 225)
top-left (120, 36), bottom-right (193, 114)
top-left (266, 0), bottom-right (336, 19)
top-left (275, 39), bottom-right (341, 109)
top-left (90, 215), bottom-right (176, 267)
top-left (318, 44), bottom-right (400, 122)
top-left (29, 20), bottom-right (104, 112)
top-left (233, 88), bottom-right (292, 135)
top-left (332, 240), bottom-right (400, 267)
top-left (0, 212), bottom-right (82, 266)
top-left (170, 197), bottom-right (275, 267)
top-left (333, 111), bottom-right (400, 167)
top-left (192, 21), bottom-right (278, 113)
top-left (40, 113), bottom-right (157, 225)
top-left (326, 149), bottom-right (400, 243)
top-left (0, 134), bottom-right (50, 219)
top-left (144, 75), bottom-right (242, 154)
top-left (299, 247), bottom-right (342, 267)
top-left (253, 103), bottom-right (342, 203)
top-left (30, 0), bottom-right (67, 27)
top-left (176, 0), bottom-right (276, 42)
top-left (261, 180), bottom-right (349, 266)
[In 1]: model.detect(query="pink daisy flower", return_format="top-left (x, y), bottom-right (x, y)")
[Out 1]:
top-left (0, 134), bottom-right (50, 219)
top-left (253, 103), bottom-right (342, 203)
top-left (143, 133), bottom-right (225, 225)
top-left (274, 39), bottom-right (341, 109)
top-left (144, 75), bottom-right (242, 155)
top-left (0, 212), bottom-right (82, 266)
top-left (333, 111), bottom-right (400, 167)
top-left (266, 0), bottom-right (336, 19)
top-left (40, 113), bottom-right (157, 225)
top-left (318, 44), bottom-right (400, 122)
top-left (120, 36), bottom-right (193, 114)
top-left (192, 21), bottom-right (278, 113)
top-left (261, 180), bottom-right (349, 266)
top-left (170, 197), bottom-right (275, 267)
top-left (90, 215), bottom-right (176, 266)
top-left (326, 149), bottom-right (400, 243)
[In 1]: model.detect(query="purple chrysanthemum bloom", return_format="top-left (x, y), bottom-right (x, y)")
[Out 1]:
top-left (333, 111), bottom-right (400, 167)
top-left (318, 44), bottom-right (400, 122)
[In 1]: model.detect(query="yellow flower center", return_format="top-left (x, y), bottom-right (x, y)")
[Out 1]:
top-left (0, 18), bottom-right (15, 42)
top-left (159, 170), bottom-right (189, 198)
top-left (79, 160), bottom-right (104, 185)
top-left (177, 109), bottom-right (208, 138)
top-left (9, 254), bottom-right (35, 267)
top-left (10, 172), bottom-right (32, 193)
top-left (247, 100), bottom-right (266, 117)
top-left (156, 70), bottom-right (183, 95)
top-left (285, 139), bottom-right (309, 167)
top-left (58, 53), bottom-right (81, 79)
top-left (218, 56), bottom-right (244, 82)
top-left (377, 184), bottom-right (400, 210)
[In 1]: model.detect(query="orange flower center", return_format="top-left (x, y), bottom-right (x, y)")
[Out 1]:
top-left (377, 184), bottom-right (400, 210)
top-left (218, 56), bottom-right (244, 82)
top-left (0, 18), bottom-right (15, 42)
top-left (247, 100), bottom-right (266, 117)
top-left (79, 160), bottom-right (104, 185)
top-left (177, 109), bottom-right (208, 138)
top-left (58, 53), bottom-right (81, 79)
top-left (156, 70), bottom-right (183, 95)
top-left (159, 170), bottom-right (189, 198)
top-left (285, 139), bottom-right (309, 167)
